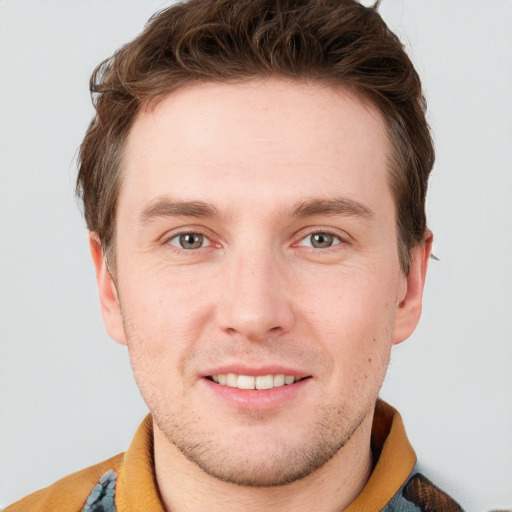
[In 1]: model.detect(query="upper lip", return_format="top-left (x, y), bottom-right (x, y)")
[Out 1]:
top-left (201, 364), bottom-right (311, 379)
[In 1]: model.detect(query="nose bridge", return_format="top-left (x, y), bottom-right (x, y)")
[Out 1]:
top-left (217, 241), bottom-right (294, 340)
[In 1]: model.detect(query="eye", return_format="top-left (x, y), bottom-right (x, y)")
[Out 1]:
top-left (168, 232), bottom-right (211, 250)
top-left (298, 232), bottom-right (342, 249)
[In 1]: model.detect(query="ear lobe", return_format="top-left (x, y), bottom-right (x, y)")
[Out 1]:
top-left (392, 233), bottom-right (433, 345)
top-left (89, 233), bottom-right (127, 345)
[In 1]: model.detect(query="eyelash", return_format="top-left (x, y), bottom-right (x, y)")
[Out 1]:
top-left (296, 230), bottom-right (344, 250)
top-left (166, 230), bottom-right (214, 252)
top-left (164, 228), bottom-right (347, 253)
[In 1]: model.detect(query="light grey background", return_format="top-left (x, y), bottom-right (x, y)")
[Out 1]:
top-left (0, 1), bottom-right (511, 510)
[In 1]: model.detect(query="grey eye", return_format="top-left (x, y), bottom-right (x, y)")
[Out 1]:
top-left (169, 233), bottom-right (209, 250)
top-left (298, 232), bottom-right (340, 249)
top-left (310, 233), bottom-right (335, 248)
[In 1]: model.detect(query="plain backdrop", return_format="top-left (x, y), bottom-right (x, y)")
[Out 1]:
top-left (0, 1), bottom-right (511, 510)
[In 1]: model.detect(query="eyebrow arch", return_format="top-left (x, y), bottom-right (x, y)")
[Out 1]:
top-left (140, 197), bottom-right (220, 225)
top-left (139, 195), bottom-right (373, 225)
top-left (292, 197), bottom-right (374, 219)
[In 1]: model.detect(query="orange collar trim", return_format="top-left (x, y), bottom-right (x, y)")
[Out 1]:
top-left (114, 400), bottom-right (415, 511)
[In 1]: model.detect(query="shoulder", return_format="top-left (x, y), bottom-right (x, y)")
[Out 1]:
top-left (4, 453), bottom-right (124, 512)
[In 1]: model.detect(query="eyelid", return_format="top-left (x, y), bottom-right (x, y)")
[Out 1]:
top-left (162, 226), bottom-right (219, 250)
top-left (293, 227), bottom-right (350, 249)
top-left (168, 232), bottom-right (211, 249)
top-left (160, 225), bottom-right (350, 251)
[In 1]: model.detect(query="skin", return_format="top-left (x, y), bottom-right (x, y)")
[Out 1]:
top-left (90, 79), bottom-right (431, 512)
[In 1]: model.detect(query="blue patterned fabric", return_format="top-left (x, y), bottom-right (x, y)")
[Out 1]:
top-left (81, 469), bottom-right (117, 512)
top-left (82, 467), bottom-right (464, 512)
top-left (382, 469), bottom-right (464, 512)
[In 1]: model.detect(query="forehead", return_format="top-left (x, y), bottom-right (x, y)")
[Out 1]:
top-left (120, 79), bottom-right (392, 216)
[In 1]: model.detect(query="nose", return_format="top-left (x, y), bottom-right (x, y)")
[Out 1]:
top-left (215, 247), bottom-right (295, 341)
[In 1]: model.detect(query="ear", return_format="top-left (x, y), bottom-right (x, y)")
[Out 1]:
top-left (392, 232), bottom-right (433, 345)
top-left (89, 233), bottom-right (127, 345)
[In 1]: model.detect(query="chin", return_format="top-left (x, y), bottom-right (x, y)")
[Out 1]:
top-left (173, 436), bottom-right (347, 487)
top-left (157, 405), bottom-right (369, 488)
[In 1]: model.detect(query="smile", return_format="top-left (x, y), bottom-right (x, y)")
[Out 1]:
top-left (208, 374), bottom-right (302, 390)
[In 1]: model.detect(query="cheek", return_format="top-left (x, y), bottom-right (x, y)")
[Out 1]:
top-left (116, 276), bottom-right (203, 382)
top-left (298, 262), bottom-right (398, 333)
top-left (120, 258), bottom-right (216, 334)
top-left (296, 266), bottom-right (397, 376)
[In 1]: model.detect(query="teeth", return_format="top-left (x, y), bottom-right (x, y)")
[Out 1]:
top-left (284, 375), bottom-right (295, 385)
top-left (255, 375), bottom-right (273, 390)
top-left (273, 374), bottom-right (285, 387)
top-left (210, 373), bottom-right (299, 389)
top-left (226, 373), bottom-right (238, 387)
top-left (238, 375), bottom-right (255, 389)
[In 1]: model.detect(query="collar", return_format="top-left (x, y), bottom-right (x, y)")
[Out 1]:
top-left (115, 415), bottom-right (165, 511)
top-left (114, 400), bottom-right (416, 511)
top-left (345, 399), bottom-right (416, 511)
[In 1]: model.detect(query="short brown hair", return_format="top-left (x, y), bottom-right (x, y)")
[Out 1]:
top-left (77, 0), bottom-right (434, 274)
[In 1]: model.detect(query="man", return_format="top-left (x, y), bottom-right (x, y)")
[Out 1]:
top-left (5, 0), bottom-right (463, 510)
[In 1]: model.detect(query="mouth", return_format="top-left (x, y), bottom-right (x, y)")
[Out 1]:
top-left (205, 373), bottom-right (308, 390)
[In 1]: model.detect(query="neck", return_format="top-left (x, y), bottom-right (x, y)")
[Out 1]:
top-left (153, 412), bottom-right (374, 512)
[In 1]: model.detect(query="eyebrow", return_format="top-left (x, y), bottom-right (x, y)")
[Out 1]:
top-left (292, 197), bottom-right (374, 219)
top-left (139, 195), bottom-right (374, 225)
top-left (140, 197), bottom-right (220, 225)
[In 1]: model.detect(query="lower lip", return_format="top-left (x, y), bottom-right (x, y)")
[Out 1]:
top-left (202, 377), bottom-right (311, 411)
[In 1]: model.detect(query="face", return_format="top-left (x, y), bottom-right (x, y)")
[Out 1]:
top-left (92, 79), bottom-right (429, 487)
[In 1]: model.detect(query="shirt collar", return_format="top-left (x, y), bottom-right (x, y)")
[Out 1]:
top-left (115, 399), bottom-right (415, 511)
top-left (345, 399), bottom-right (417, 511)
